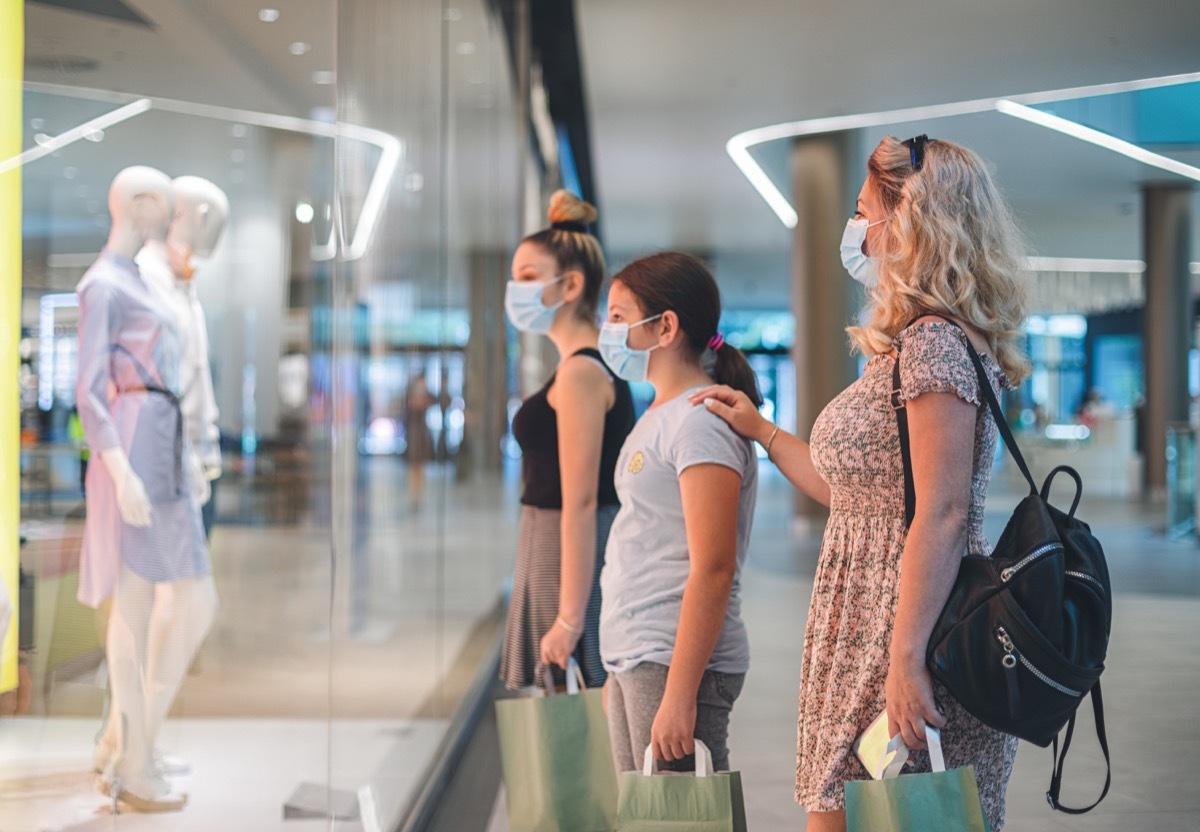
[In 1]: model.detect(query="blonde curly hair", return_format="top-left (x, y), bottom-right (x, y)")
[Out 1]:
top-left (847, 136), bottom-right (1031, 384)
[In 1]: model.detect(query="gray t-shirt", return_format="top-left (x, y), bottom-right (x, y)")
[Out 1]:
top-left (599, 387), bottom-right (757, 675)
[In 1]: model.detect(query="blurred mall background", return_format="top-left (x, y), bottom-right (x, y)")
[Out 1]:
top-left (1, 0), bottom-right (1199, 829)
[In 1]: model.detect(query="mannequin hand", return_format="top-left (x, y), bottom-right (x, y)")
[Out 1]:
top-left (189, 451), bottom-right (211, 506)
top-left (651, 691), bottom-right (697, 762)
top-left (100, 448), bottom-right (153, 527)
top-left (688, 385), bottom-right (773, 444)
top-left (884, 654), bottom-right (947, 750)
top-left (539, 619), bottom-right (581, 671)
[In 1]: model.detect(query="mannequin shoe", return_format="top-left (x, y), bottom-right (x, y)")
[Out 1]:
top-left (98, 771), bottom-right (188, 813)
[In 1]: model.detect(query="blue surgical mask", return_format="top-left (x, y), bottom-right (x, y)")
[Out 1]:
top-left (505, 276), bottom-right (565, 334)
top-left (840, 216), bottom-right (885, 287)
top-left (598, 314), bottom-right (663, 382)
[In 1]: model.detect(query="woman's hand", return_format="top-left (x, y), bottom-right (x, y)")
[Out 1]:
top-left (650, 692), bottom-right (697, 762)
top-left (884, 654), bottom-right (947, 750)
top-left (539, 620), bottom-right (580, 671)
top-left (687, 385), bottom-right (773, 444)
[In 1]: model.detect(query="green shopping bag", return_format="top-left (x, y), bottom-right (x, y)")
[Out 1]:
top-left (495, 659), bottom-right (618, 832)
top-left (845, 727), bottom-right (992, 832)
top-left (616, 739), bottom-right (748, 832)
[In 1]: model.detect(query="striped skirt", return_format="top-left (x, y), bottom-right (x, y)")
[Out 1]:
top-left (500, 503), bottom-right (617, 691)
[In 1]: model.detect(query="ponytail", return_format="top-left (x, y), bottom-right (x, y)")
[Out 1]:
top-left (612, 251), bottom-right (763, 409)
top-left (711, 342), bottom-right (763, 408)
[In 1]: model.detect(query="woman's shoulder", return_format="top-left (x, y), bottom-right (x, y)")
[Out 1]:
top-left (556, 350), bottom-right (615, 395)
top-left (895, 316), bottom-right (999, 370)
top-left (894, 317), bottom-right (1014, 403)
top-left (667, 394), bottom-right (753, 458)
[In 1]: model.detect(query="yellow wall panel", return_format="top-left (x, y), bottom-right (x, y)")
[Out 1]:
top-left (0, 0), bottom-right (24, 693)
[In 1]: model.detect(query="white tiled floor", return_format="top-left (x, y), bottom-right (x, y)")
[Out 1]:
top-left (0, 718), bottom-right (448, 832)
top-left (11, 459), bottom-right (1200, 830)
top-left (487, 469), bottom-right (1200, 831)
top-left (732, 566), bottom-right (1200, 831)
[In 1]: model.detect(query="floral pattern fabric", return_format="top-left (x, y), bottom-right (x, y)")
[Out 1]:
top-left (795, 321), bottom-right (1019, 830)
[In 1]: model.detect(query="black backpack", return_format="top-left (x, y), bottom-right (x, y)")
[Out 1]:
top-left (892, 315), bottom-right (1113, 814)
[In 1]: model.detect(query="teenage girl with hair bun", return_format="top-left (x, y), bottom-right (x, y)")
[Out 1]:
top-left (500, 190), bottom-right (635, 691)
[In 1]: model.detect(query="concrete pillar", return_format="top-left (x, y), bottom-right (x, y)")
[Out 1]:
top-left (1141, 184), bottom-right (1193, 497)
top-left (464, 250), bottom-right (509, 477)
top-left (790, 133), bottom-right (861, 522)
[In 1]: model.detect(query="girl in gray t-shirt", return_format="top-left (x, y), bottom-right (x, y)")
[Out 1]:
top-left (597, 252), bottom-right (760, 774)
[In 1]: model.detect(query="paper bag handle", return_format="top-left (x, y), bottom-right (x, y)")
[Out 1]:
top-left (881, 726), bottom-right (946, 780)
top-left (537, 657), bottom-right (587, 696)
top-left (640, 738), bottom-right (713, 778)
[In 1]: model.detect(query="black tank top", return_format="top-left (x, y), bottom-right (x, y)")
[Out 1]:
top-left (512, 347), bottom-right (636, 509)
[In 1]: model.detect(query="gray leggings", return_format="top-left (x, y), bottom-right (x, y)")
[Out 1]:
top-left (606, 661), bottom-right (745, 774)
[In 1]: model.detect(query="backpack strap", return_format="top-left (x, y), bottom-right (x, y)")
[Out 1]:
top-left (891, 313), bottom-right (1038, 528)
top-left (1047, 681), bottom-right (1112, 814)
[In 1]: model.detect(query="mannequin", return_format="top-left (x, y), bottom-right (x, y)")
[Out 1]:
top-left (75, 166), bottom-right (217, 812)
top-left (136, 176), bottom-right (228, 537)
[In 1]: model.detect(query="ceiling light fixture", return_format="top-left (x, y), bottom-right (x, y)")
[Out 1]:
top-left (728, 71), bottom-right (1200, 228)
top-left (2, 98), bottom-right (151, 175)
top-left (289, 42), bottom-right (311, 56)
top-left (11, 82), bottom-right (402, 262)
top-left (1024, 256), bottom-right (1145, 274)
top-left (312, 71), bottom-right (335, 85)
top-left (995, 99), bottom-right (1200, 183)
top-left (258, 8), bottom-right (280, 23)
top-left (295, 202), bottom-right (315, 223)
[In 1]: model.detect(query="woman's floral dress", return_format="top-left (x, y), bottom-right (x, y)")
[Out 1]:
top-left (795, 321), bottom-right (1019, 830)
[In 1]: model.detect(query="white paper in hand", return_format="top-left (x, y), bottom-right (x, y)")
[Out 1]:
top-left (853, 710), bottom-right (910, 780)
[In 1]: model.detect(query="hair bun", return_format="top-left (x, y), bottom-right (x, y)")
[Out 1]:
top-left (547, 189), bottom-right (598, 227)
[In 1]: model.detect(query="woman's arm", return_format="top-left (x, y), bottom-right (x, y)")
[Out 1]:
top-left (885, 389), bottom-right (976, 749)
top-left (687, 385), bottom-right (830, 506)
top-left (539, 357), bottom-right (613, 671)
top-left (651, 462), bottom-right (742, 762)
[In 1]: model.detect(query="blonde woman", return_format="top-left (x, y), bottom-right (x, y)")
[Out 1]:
top-left (691, 135), bottom-right (1029, 831)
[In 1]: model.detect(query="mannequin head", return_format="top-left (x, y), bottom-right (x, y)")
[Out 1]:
top-left (107, 166), bottom-right (174, 258)
top-left (167, 177), bottom-right (230, 268)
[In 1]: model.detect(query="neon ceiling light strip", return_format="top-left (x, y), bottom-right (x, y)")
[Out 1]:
top-left (995, 99), bottom-right (1200, 182)
top-left (1024, 256), bottom-right (1146, 273)
top-left (6, 82), bottom-right (402, 262)
top-left (729, 71), bottom-right (1200, 229)
top-left (0, 98), bottom-right (151, 175)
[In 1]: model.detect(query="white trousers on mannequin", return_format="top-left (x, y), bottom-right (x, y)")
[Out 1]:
top-left (102, 566), bottom-right (217, 795)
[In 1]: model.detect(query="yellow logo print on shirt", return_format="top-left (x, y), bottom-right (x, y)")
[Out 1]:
top-left (628, 451), bottom-right (645, 474)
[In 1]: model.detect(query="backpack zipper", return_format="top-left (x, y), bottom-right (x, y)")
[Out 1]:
top-left (1000, 542), bottom-right (1063, 582)
top-left (996, 625), bottom-right (1083, 698)
top-left (1066, 570), bottom-right (1105, 592)
top-left (995, 627), bottom-right (1021, 720)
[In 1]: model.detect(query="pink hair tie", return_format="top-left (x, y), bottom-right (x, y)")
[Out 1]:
top-left (707, 332), bottom-right (725, 351)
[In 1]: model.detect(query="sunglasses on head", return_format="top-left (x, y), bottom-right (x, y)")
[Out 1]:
top-left (901, 134), bottom-right (935, 172)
